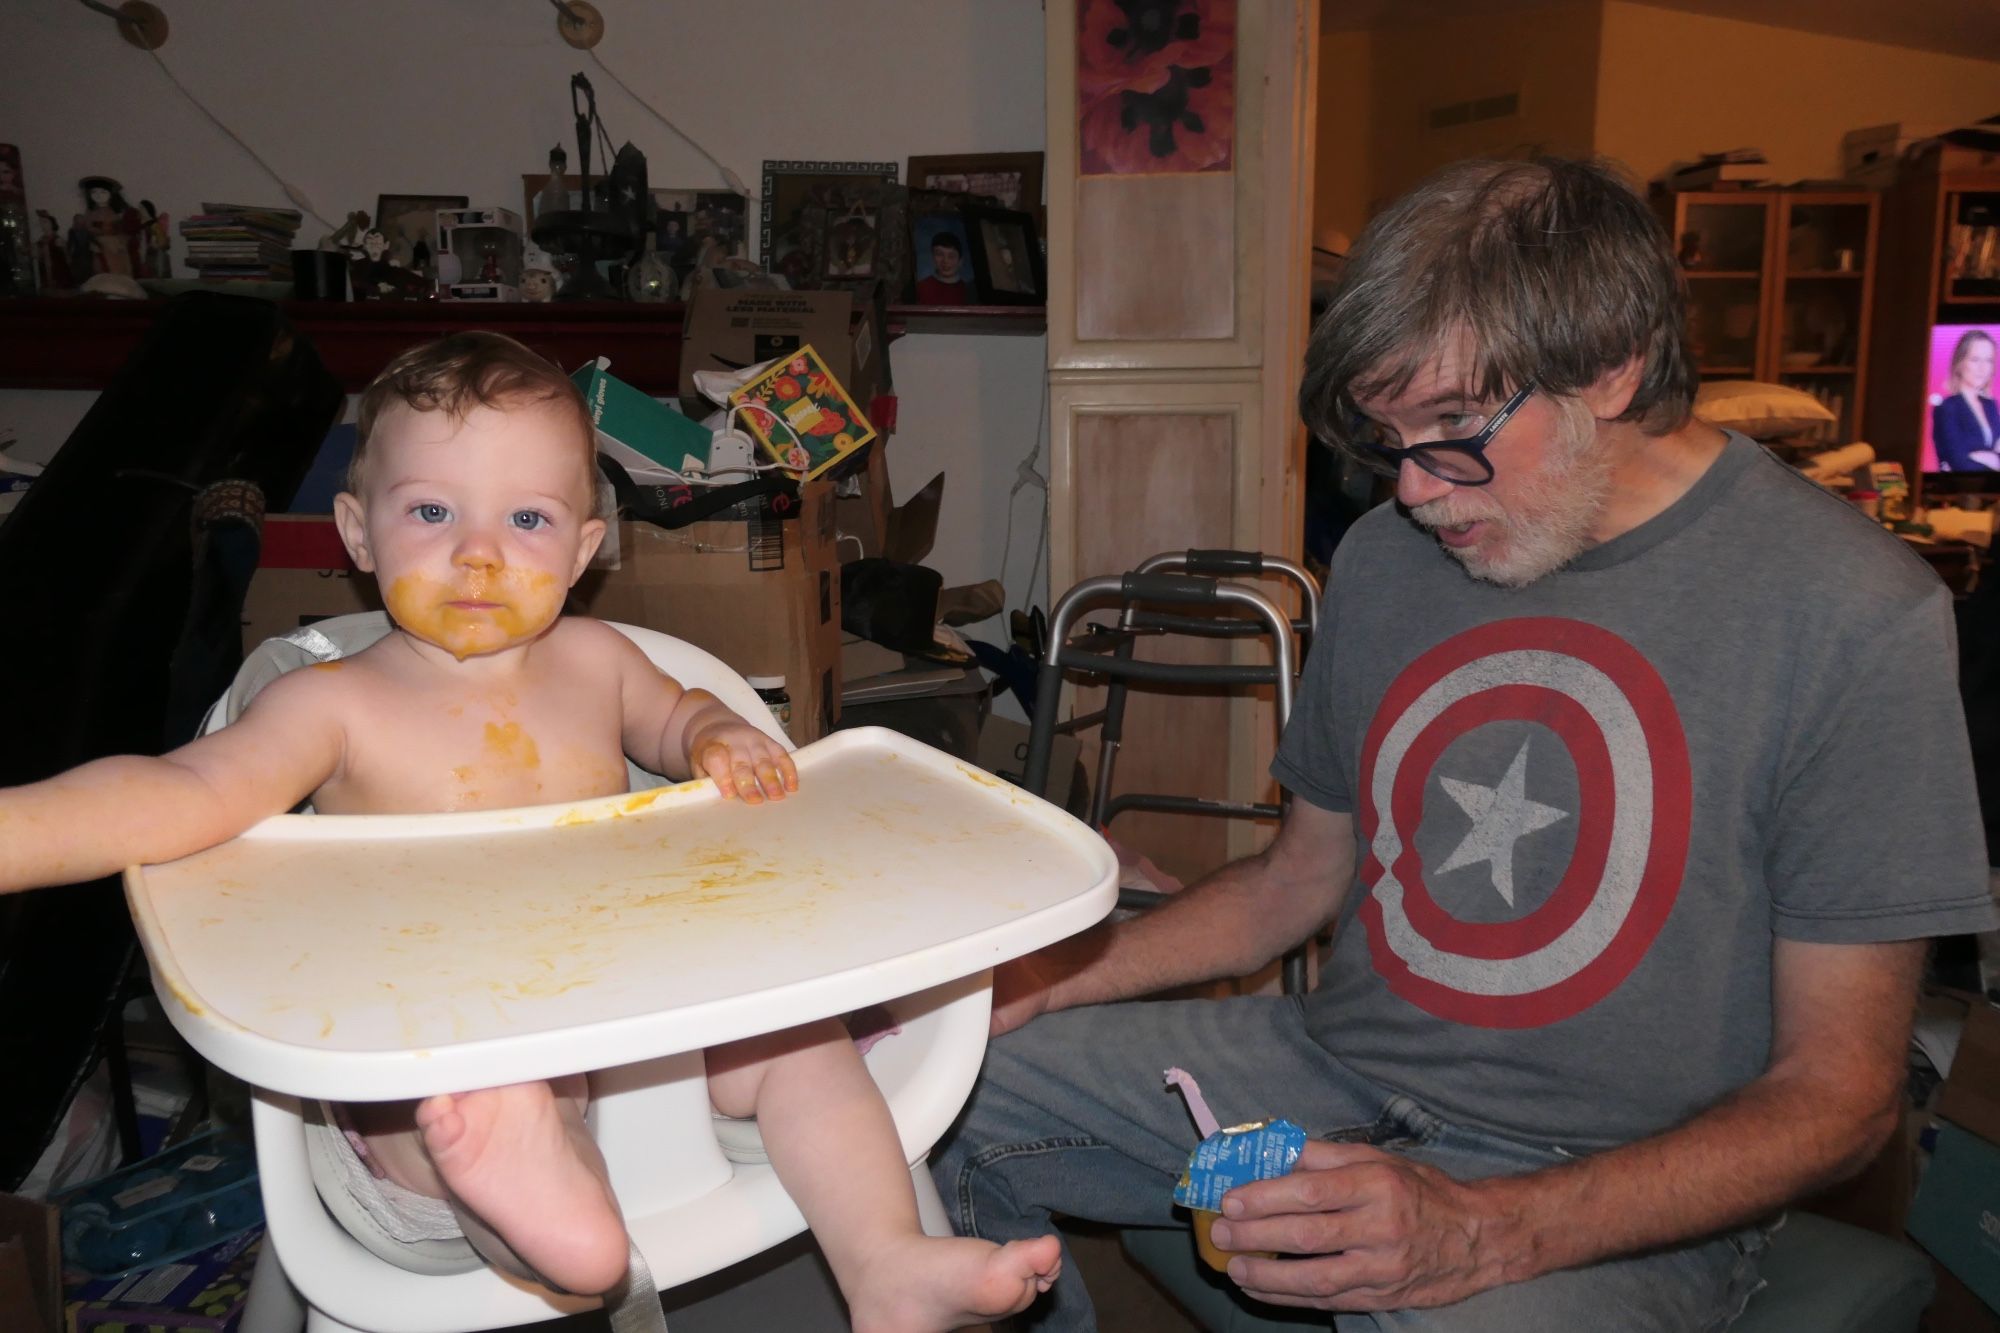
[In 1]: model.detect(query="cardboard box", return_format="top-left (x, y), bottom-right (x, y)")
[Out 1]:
top-left (573, 480), bottom-right (843, 745)
top-left (1840, 122), bottom-right (1951, 183)
top-left (1909, 1122), bottom-right (2000, 1314)
top-left (67, 1228), bottom-right (262, 1332)
top-left (0, 1192), bottom-right (60, 1333)
top-left (1944, 1003), bottom-right (2000, 1147)
top-left (241, 515), bottom-right (380, 650)
top-left (679, 289), bottom-right (882, 415)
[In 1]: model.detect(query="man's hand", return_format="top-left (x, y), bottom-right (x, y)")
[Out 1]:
top-left (1207, 1140), bottom-right (1513, 1312)
top-left (688, 721), bottom-right (798, 804)
top-left (989, 952), bottom-right (1064, 1037)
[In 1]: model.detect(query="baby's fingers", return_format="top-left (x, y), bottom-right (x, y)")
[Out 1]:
top-left (697, 741), bottom-right (740, 799)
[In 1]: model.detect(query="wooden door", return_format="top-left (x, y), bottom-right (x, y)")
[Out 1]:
top-left (1047, 0), bottom-right (1316, 883)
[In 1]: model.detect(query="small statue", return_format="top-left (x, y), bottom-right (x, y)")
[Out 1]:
top-left (535, 145), bottom-right (569, 219)
top-left (36, 210), bottom-right (72, 291)
top-left (350, 227), bottom-right (407, 299)
top-left (140, 200), bottom-right (170, 279)
top-left (479, 242), bottom-right (503, 284)
top-left (65, 214), bottom-right (93, 285)
top-left (519, 246), bottom-right (556, 302)
top-left (320, 210), bottom-right (371, 256)
top-left (74, 176), bottom-right (144, 278)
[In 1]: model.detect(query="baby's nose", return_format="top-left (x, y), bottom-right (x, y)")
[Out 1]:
top-left (453, 531), bottom-right (503, 569)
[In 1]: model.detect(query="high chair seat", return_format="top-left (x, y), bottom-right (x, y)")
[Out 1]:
top-left (130, 612), bottom-right (1118, 1332)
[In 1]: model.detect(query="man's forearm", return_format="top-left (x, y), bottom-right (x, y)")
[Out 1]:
top-left (1474, 1058), bottom-right (1897, 1284)
top-left (1041, 853), bottom-right (1303, 1011)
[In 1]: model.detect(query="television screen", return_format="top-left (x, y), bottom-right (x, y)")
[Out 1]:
top-left (1921, 323), bottom-right (2000, 476)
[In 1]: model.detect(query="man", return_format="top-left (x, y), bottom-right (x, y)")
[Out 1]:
top-left (917, 230), bottom-right (972, 304)
top-left (932, 156), bottom-right (1999, 1330)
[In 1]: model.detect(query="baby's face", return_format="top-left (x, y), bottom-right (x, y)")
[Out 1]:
top-left (336, 397), bottom-right (603, 661)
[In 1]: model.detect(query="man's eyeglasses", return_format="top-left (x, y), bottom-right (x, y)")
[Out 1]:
top-left (1345, 381), bottom-right (1538, 487)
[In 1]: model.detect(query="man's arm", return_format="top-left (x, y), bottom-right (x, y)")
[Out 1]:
top-left (992, 798), bottom-right (1356, 1035)
top-left (1214, 936), bottom-right (1922, 1312)
top-left (0, 670), bottom-right (344, 894)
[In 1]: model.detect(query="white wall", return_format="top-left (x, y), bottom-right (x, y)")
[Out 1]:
top-left (0, 0), bottom-right (1049, 621)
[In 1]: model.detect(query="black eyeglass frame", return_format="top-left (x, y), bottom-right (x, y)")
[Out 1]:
top-left (1349, 380), bottom-right (1539, 487)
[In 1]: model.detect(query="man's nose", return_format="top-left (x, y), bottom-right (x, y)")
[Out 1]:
top-left (1395, 459), bottom-right (1453, 509)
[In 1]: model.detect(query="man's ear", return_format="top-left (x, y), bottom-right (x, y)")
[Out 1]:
top-left (1579, 355), bottom-right (1645, 422)
top-left (569, 517), bottom-right (608, 584)
top-left (333, 492), bottom-right (376, 573)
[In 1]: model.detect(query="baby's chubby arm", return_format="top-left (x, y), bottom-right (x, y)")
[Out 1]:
top-left (606, 627), bottom-right (797, 804)
top-left (0, 668), bottom-right (344, 894)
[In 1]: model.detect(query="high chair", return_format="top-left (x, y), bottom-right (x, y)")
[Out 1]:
top-left (128, 611), bottom-right (1118, 1333)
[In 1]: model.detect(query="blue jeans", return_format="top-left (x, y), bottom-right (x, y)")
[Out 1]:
top-left (931, 996), bottom-right (1769, 1331)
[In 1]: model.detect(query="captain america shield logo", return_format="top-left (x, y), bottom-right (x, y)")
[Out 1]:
top-left (1355, 617), bottom-right (1690, 1028)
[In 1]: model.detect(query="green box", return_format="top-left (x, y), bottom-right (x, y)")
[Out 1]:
top-left (1909, 1121), bottom-right (2000, 1314)
top-left (572, 358), bottom-right (713, 479)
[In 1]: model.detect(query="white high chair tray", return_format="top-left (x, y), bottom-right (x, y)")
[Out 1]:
top-left (127, 728), bottom-right (1116, 1102)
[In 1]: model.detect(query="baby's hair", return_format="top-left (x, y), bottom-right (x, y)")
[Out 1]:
top-left (349, 331), bottom-right (597, 499)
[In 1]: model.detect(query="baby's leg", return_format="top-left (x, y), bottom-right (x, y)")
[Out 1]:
top-left (708, 1022), bottom-right (1060, 1333)
top-left (344, 1075), bottom-right (629, 1295)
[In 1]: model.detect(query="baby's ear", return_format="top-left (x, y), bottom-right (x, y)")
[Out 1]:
top-left (569, 517), bottom-right (608, 584)
top-left (332, 492), bottom-right (375, 572)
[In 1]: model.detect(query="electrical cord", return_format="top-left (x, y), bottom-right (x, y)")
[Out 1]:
top-left (143, 47), bottom-right (335, 232)
top-left (586, 48), bottom-right (756, 200)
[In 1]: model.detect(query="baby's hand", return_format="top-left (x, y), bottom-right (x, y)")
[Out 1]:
top-left (689, 722), bottom-right (798, 805)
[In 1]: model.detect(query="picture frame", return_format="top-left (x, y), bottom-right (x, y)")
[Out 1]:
top-left (963, 205), bottom-right (1044, 305)
top-left (374, 193), bottom-right (468, 270)
top-left (907, 152), bottom-right (1044, 226)
top-left (907, 190), bottom-right (980, 305)
top-left (759, 161), bottom-right (897, 284)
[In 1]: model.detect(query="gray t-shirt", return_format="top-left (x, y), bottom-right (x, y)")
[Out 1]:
top-left (1273, 433), bottom-right (1999, 1150)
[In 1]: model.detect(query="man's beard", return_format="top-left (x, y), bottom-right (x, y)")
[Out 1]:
top-left (1411, 398), bottom-right (1614, 588)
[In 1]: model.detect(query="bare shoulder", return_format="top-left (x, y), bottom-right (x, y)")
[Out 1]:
top-left (549, 615), bottom-right (653, 674)
top-left (235, 654), bottom-right (362, 728)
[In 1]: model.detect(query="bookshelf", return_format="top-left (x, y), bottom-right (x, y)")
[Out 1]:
top-left (1656, 189), bottom-right (1880, 445)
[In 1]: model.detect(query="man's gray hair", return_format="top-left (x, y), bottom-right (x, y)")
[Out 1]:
top-left (1299, 156), bottom-right (1697, 448)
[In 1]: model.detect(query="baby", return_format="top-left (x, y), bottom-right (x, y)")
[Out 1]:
top-left (0, 332), bottom-right (1059, 1331)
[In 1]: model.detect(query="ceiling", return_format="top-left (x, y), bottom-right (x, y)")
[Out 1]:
top-left (1320, 0), bottom-right (2000, 64)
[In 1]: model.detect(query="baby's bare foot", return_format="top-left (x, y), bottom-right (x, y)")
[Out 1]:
top-left (415, 1084), bottom-right (628, 1294)
top-left (846, 1232), bottom-right (1061, 1332)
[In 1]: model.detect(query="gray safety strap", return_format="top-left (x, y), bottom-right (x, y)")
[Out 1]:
top-left (605, 1238), bottom-right (669, 1333)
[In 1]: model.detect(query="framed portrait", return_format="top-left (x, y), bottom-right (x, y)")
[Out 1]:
top-left (907, 191), bottom-right (980, 305)
top-left (963, 205), bottom-right (1043, 306)
top-left (375, 193), bottom-right (468, 270)
top-left (907, 152), bottom-right (1044, 224)
top-left (759, 161), bottom-right (897, 283)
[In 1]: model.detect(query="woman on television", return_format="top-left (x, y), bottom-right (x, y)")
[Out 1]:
top-left (1933, 329), bottom-right (2000, 471)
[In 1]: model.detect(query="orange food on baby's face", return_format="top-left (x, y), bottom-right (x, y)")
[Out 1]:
top-left (385, 568), bottom-right (563, 660)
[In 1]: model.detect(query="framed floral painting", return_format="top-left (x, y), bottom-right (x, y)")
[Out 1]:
top-left (1077, 0), bottom-right (1235, 177)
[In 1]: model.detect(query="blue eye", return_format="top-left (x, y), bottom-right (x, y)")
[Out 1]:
top-left (413, 503), bottom-right (450, 524)
top-left (510, 510), bottom-right (549, 532)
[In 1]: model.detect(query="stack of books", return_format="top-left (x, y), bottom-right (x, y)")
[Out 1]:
top-left (1661, 149), bottom-right (1771, 192)
top-left (178, 203), bottom-right (302, 280)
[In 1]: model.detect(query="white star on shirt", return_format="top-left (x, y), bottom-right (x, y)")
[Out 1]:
top-left (1434, 739), bottom-right (1568, 907)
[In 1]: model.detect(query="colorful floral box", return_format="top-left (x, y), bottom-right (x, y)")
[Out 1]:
top-left (728, 345), bottom-right (877, 483)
